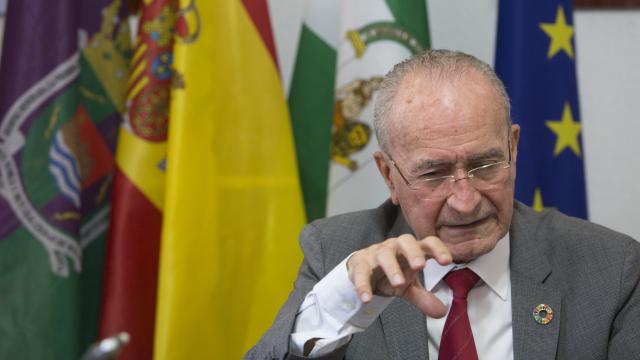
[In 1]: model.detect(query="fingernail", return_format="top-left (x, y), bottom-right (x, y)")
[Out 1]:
top-left (393, 274), bottom-right (403, 285)
top-left (361, 292), bottom-right (371, 302)
top-left (411, 257), bottom-right (424, 267)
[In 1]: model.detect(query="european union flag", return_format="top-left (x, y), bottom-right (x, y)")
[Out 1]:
top-left (495, 0), bottom-right (587, 219)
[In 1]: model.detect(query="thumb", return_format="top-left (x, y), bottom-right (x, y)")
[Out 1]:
top-left (402, 277), bottom-right (447, 318)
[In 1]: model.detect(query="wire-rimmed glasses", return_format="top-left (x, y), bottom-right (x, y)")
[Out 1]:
top-left (386, 138), bottom-right (512, 198)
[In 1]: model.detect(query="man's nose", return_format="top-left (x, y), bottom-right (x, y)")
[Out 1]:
top-left (445, 172), bottom-right (482, 213)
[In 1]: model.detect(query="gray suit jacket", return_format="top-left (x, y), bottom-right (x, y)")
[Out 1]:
top-left (247, 201), bottom-right (640, 359)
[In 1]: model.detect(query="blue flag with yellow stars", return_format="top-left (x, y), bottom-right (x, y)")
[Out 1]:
top-left (495, 0), bottom-right (587, 219)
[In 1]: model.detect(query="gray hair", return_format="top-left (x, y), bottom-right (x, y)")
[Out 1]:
top-left (373, 49), bottom-right (512, 152)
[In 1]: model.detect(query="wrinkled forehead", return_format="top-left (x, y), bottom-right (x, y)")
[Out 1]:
top-left (386, 69), bottom-right (508, 152)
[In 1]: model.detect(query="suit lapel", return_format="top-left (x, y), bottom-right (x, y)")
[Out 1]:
top-left (510, 203), bottom-right (562, 360)
top-left (380, 299), bottom-right (429, 360)
top-left (379, 209), bottom-right (430, 360)
top-left (510, 270), bottom-right (561, 360)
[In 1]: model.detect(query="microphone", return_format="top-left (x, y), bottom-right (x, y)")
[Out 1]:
top-left (80, 332), bottom-right (130, 360)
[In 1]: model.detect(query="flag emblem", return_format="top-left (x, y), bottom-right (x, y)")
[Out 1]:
top-left (0, 2), bottom-right (129, 276)
top-left (331, 77), bottom-right (381, 170)
top-left (49, 130), bottom-right (82, 208)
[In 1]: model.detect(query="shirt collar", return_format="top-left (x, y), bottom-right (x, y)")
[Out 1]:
top-left (423, 233), bottom-right (510, 300)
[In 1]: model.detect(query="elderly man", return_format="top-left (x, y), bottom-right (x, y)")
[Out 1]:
top-left (247, 50), bottom-right (640, 359)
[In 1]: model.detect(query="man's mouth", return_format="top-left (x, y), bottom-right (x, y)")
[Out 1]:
top-left (439, 216), bottom-right (490, 231)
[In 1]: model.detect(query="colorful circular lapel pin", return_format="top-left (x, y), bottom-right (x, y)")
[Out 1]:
top-left (532, 304), bottom-right (554, 325)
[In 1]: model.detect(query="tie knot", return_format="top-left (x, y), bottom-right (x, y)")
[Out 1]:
top-left (443, 268), bottom-right (479, 299)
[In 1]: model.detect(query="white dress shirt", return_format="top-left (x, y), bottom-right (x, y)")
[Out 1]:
top-left (290, 234), bottom-right (513, 359)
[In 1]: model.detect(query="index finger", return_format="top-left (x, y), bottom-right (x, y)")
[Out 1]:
top-left (417, 235), bottom-right (452, 265)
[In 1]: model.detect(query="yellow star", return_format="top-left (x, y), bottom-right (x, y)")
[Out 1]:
top-left (539, 6), bottom-right (574, 59)
top-left (546, 102), bottom-right (582, 157)
top-left (533, 188), bottom-right (545, 212)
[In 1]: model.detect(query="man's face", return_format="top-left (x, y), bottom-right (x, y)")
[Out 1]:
top-left (374, 69), bottom-right (520, 263)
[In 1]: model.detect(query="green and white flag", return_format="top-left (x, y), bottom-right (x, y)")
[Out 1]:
top-left (288, 0), bottom-right (340, 221)
top-left (289, 0), bottom-right (430, 219)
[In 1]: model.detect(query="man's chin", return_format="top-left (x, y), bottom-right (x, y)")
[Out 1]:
top-left (446, 239), bottom-right (491, 263)
top-left (438, 216), bottom-right (493, 239)
top-left (438, 227), bottom-right (501, 262)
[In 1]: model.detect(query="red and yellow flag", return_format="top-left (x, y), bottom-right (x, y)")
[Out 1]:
top-left (99, 1), bottom-right (176, 359)
top-left (153, 0), bottom-right (305, 358)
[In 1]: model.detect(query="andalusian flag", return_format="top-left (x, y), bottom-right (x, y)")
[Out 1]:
top-left (289, 0), bottom-right (431, 220)
top-left (495, 0), bottom-right (587, 218)
top-left (153, 0), bottom-right (305, 358)
top-left (0, 0), bottom-right (130, 358)
top-left (99, 1), bottom-right (177, 359)
top-left (288, 0), bottom-right (340, 221)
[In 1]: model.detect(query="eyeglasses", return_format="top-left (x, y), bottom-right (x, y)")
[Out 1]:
top-left (386, 138), bottom-right (512, 197)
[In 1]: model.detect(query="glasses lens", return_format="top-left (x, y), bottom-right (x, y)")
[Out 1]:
top-left (412, 177), bottom-right (447, 191)
top-left (411, 179), bottom-right (450, 199)
top-left (470, 162), bottom-right (509, 182)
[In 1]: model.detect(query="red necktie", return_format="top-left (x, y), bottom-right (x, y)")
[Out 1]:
top-left (438, 268), bottom-right (480, 360)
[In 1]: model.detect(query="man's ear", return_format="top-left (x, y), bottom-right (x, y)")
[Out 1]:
top-left (511, 124), bottom-right (520, 163)
top-left (374, 151), bottom-right (400, 205)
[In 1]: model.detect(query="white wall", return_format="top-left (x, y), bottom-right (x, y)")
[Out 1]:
top-left (574, 10), bottom-right (640, 239)
top-left (269, 0), bottom-right (640, 240)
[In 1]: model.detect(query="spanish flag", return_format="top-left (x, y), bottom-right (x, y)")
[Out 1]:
top-left (154, 0), bottom-right (305, 358)
top-left (100, 1), bottom-right (175, 359)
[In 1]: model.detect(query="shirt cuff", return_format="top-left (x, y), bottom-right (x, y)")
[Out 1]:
top-left (314, 256), bottom-right (393, 329)
top-left (290, 255), bottom-right (394, 357)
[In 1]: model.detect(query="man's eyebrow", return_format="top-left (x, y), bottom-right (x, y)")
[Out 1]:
top-left (410, 147), bottom-right (504, 173)
top-left (410, 159), bottom-right (452, 173)
top-left (409, 147), bottom-right (505, 173)
top-left (467, 148), bottom-right (504, 162)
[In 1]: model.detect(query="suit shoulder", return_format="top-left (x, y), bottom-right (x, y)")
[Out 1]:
top-left (515, 202), bottom-right (640, 275)
top-left (300, 200), bottom-right (399, 270)
top-left (542, 207), bottom-right (636, 250)
top-left (307, 200), bottom-right (398, 240)
top-left (514, 201), bottom-right (636, 249)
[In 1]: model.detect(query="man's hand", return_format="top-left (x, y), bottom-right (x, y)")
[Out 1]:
top-left (347, 234), bottom-right (452, 318)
